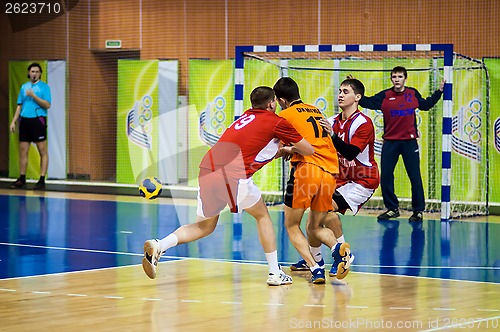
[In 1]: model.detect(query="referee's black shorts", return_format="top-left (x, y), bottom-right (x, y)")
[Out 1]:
top-left (19, 116), bottom-right (47, 143)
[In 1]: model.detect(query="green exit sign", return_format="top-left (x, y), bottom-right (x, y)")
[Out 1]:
top-left (105, 40), bottom-right (122, 49)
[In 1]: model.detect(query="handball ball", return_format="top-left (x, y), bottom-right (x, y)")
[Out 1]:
top-left (139, 176), bottom-right (162, 200)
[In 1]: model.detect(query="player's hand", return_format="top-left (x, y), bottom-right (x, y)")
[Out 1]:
top-left (318, 118), bottom-right (333, 136)
top-left (26, 89), bottom-right (35, 98)
top-left (439, 79), bottom-right (446, 92)
top-left (279, 146), bottom-right (294, 161)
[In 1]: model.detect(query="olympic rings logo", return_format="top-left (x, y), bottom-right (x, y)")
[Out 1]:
top-left (494, 117), bottom-right (500, 153)
top-left (138, 95), bottom-right (153, 134)
top-left (209, 96), bottom-right (226, 135)
top-left (371, 109), bottom-right (385, 137)
top-left (462, 99), bottom-right (482, 144)
top-left (315, 97), bottom-right (327, 115)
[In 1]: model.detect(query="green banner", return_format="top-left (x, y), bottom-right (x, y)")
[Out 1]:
top-left (450, 58), bottom-right (486, 203)
top-left (117, 60), bottom-right (159, 184)
top-left (484, 58), bottom-right (500, 203)
top-left (187, 60), bottom-right (234, 186)
top-left (9, 60), bottom-right (48, 180)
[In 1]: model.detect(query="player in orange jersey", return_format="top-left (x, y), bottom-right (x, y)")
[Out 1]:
top-left (274, 77), bottom-right (351, 283)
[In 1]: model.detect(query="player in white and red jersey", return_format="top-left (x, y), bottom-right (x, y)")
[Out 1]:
top-left (142, 86), bottom-right (314, 286)
top-left (290, 78), bottom-right (380, 279)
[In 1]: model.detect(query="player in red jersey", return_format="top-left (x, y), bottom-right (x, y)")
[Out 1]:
top-left (142, 86), bottom-right (314, 286)
top-left (290, 78), bottom-right (380, 279)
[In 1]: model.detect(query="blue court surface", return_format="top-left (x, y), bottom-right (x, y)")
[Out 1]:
top-left (1, 193), bottom-right (499, 283)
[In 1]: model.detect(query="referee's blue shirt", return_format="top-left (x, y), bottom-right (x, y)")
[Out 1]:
top-left (17, 80), bottom-right (52, 118)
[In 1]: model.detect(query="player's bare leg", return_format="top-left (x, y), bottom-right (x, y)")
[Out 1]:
top-left (284, 206), bottom-right (325, 283)
top-left (245, 198), bottom-right (292, 285)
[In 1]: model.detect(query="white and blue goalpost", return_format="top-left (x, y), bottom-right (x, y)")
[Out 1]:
top-left (235, 44), bottom-right (454, 220)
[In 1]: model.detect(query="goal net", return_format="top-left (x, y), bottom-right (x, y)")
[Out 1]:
top-left (235, 44), bottom-right (488, 219)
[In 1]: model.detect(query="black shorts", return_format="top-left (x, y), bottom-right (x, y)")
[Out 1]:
top-left (332, 190), bottom-right (350, 214)
top-left (19, 116), bottom-right (47, 142)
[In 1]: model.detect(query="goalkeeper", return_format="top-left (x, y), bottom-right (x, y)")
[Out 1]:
top-left (359, 66), bottom-right (445, 222)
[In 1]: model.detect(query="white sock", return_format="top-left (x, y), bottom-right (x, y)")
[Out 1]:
top-left (265, 250), bottom-right (280, 275)
top-left (309, 246), bottom-right (323, 262)
top-left (336, 235), bottom-right (345, 243)
top-left (159, 233), bottom-right (178, 253)
top-left (309, 263), bottom-right (321, 272)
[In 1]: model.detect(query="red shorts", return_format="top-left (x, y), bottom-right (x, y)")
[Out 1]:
top-left (284, 162), bottom-right (336, 212)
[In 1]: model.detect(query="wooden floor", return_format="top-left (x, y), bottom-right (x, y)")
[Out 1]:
top-left (1, 260), bottom-right (499, 331)
top-left (0, 189), bottom-right (499, 331)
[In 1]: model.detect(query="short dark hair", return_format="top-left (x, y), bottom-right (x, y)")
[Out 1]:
top-left (391, 66), bottom-right (407, 78)
top-left (250, 86), bottom-right (275, 109)
top-left (340, 78), bottom-right (365, 97)
top-left (273, 77), bottom-right (300, 101)
top-left (28, 62), bottom-right (43, 73)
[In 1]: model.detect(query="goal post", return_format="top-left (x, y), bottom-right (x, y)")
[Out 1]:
top-left (234, 44), bottom-right (468, 221)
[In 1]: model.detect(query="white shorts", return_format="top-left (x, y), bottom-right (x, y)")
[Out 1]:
top-left (196, 177), bottom-right (262, 218)
top-left (336, 182), bottom-right (375, 215)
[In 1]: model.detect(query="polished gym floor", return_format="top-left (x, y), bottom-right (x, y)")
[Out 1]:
top-left (0, 189), bottom-right (499, 331)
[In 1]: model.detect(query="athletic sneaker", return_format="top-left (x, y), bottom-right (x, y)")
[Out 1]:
top-left (290, 258), bottom-right (325, 271)
top-left (142, 239), bottom-right (163, 279)
top-left (10, 178), bottom-right (26, 189)
top-left (409, 211), bottom-right (423, 222)
top-left (290, 259), bottom-right (308, 271)
top-left (331, 242), bottom-right (352, 280)
top-left (311, 267), bottom-right (325, 284)
top-left (377, 208), bottom-right (400, 220)
top-left (329, 252), bottom-right (355, 277)
top-left (267, 270), bottom-right (293, 286)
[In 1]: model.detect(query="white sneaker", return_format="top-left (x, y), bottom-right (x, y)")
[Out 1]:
top-left (267, 270), bottom-right (293, 286)
top-left (142, 239), bottom-right (162, 279)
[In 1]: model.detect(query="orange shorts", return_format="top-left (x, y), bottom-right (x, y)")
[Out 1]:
top-left (284, 162), bottom-right (336, 212)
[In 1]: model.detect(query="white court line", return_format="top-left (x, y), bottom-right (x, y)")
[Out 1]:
top-left (477, 308), bottom-right (499, 312)
top-left (356, 264), bottom-right (500, 270)
top-left (0, 242), bottom-right (498, 285)
top-left (304, 304), bottom-right (325, 308)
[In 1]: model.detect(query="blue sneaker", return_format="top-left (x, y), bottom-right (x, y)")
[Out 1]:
top-left (311, 267), bottom-right (325, 284)
top-left (290, 258), bottom-right (325, 271)
top-left (329, 253), bottom-right (355, 277)
top-left (331, 242), bottom-right (352, 280)
top-left (290, 259), bottom-right (308, 271)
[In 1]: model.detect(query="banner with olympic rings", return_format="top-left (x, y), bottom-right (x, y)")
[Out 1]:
top-left (187, 59), bottom-right (235, 187)
top-left (450, 61), bottom-right (487, 203)
top-left (117, 60), bottom-right (159, 184)
top-left (484, 58), bottom-right (500, 203)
